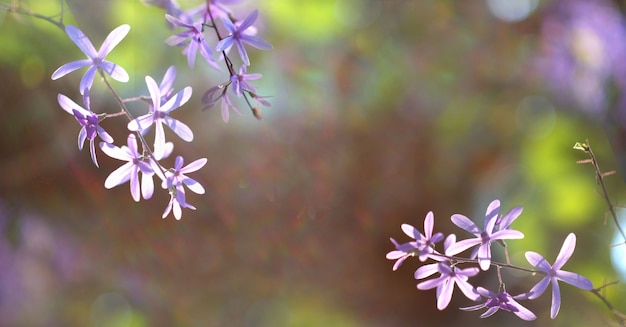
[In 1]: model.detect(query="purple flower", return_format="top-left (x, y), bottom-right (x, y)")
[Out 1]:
top-left (57, 94), bottom-right (113, 167)
top-left (201, 84), bottom-right (241, 123)
top-left (215, 9), bottom-right (273, 66)
top-left (446, 200), bottom-right (525, 270)
top-left (165, 14), bottom-right (219, 69)
top-left (51, 24), bottom-right (130, 95)
top-left (386, 212), bottom-right (444, 270)
top-left (525, 233), bottom-right (594, 319)
top-left (99, 134), bottom-right (154, 202)
top-left (127, 76), bottom-right (193, 159)
top-left (461, 287), bottom-right (536, 321)
top-left (162, 156), bottom-right (207, 220)
top-left (415, 261), bottom-right (480, 310)
top-left (231, 65), bottom-right (262, 96)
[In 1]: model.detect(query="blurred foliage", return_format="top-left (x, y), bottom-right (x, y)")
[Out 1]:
top-left (0, 0), bottom-right (625, 326)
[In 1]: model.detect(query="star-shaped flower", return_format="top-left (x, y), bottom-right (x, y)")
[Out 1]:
top-left (215, 9), bottom-right (273, 66)
top-left (57, 94), bottom-right (113, 167)
top-left (165, 14), bottom-right (219, 69)
top-left (446, 200), bottom-right (525, 270)
top-left (201, 84), bottom-right (241, 122)
top-left (415, 260), bottom-right (481, 310)
top-left (525, 233), bottom-right (593, 319)
top-left (460, 287), bottom-right (536, 321)
top-left (127, 76), bottom-right (193, 159)
top-left (52, 24), bottom-right (130, 95)
top-left (386, 212), bottom-right (444, 270)
top-left (231, 65), bottom-right (262, 96)
top-left (162, 156), bottom-right (207, 220)
top-left (100, 134), bottom-right (154, 202)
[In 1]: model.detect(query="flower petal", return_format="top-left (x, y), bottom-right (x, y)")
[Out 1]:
top-left (65, 25), bottom-right (98, 58)
top-left (98, 24), bottom-right (130, 58)
top-left (553, 233), bottom-right (576, 270)
top-left (51, 59), bottom-right (91, 80)
top-left (451, 214), bottom-right (480, 234)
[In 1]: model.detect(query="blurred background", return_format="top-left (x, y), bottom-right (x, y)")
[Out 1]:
top-left (1, 0), bottom-right (626, 326)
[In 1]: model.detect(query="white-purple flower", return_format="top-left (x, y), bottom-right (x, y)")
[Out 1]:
top-left (51, 24), bottom-right (130, 95)
top-left (386, 212), bottom-right (444, 270)
top-left (162, 156), bottom-right (207, 220)
top-left (57, 94), bottom-right (113, 167)
top-left (100, 134), bottom-right (154, 202)
top-left (165, 14), bottom-right (219, 70)
top-left (215, 9), bottom-right (273, 66)
top-left (446, 200), bottom-right (525, 271)
top-left (127, 76), bottom-right (193, 159)
top-left (231, 65), bottom-right (262, 96)
top-left (525, 233), bottom-right (593, 319)
top-left (415, 260), bottom-right (480, 310)
top-left (201, 84), bottom-right (241, 123)
top-left (461, 287), bottom-right (536, 321)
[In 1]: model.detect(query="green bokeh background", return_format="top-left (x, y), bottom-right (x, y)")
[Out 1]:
top-left (0, 0), bottom-right (625, 326)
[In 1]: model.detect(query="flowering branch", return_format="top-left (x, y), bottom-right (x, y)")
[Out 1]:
top-left (573, 139), bottom-right (626, 244)
top-left (0, 0), bottom-right (65, 30)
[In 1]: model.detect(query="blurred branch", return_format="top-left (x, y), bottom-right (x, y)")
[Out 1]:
top-left (574, 139), bottom-right (626, 244)
top-left (0, 0), bottom-right (65, 30)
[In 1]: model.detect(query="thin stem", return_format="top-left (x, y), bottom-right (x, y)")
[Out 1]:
top-left (98, 69), bottom-right (168, 178)
top-left (590, 288), bottom-right (626, 326)
top-left (1, 1), bottom-right (65, 30)
top-left (203, 0), bottom-right (260, 120)
top-left (427, 252), bottom-right (540, 274)
top-left (575, 139), bottom-right (626, 244)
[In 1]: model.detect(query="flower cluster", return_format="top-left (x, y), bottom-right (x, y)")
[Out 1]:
top-left (386, 199), bottom-right (594, 321)
top-left (49, 1), bottom-right (273, 219)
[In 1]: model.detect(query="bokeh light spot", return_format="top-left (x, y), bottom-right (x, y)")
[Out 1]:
top-left (486, 0), bottom-right (538, 22)
top-left (611, 210), bottom-right (626, 281)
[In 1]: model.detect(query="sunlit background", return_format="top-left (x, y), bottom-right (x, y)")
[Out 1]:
top-left (1, 0), bottom-right (625, 326)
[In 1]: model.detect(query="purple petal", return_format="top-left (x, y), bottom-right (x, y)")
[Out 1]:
top-left (414, 263), bottom-right (440, 280)
top-left (550, 279), bottom-right (561, 319)
top-left (436, 279), bottom-right (454, 310)
top-left (525, 251), bottom-right (551, 272)
top-left (555, 270), bottom-right (593, 290)
top-left (240, 34), bottom-right (273, 50)
top-left (104, 162), bottom-right (133, 188)
top-left (141, 172), bottom-right (154, 200)
top-left (485, 199), bottom-right (500, 224)
top-left (161, 86), bottom-right (192, 113)
top-left (215, 36), bottom-right (234, 53)
top-left (99, 61), bottom-right (129, 82)
top-left (424, 211), bottom-right (435, 238)
top-left (180, 158), bottom-right (207, 173)
top-left (160, 65), bottom-right (176, 94)
top-left (220, 17), bottom-right (237, 34)
top-left (490, 229), bottom-right (524, 241)
top-left (183, 178), bottom-right (205, 194)
top-left (401, 224), bottom-right (420, 240)
top-left (145, 76), bottom-right (162, 109)
top-left (96, 126), bottom-right (114, 144)
top-left (527, 276), bottom-right (550, 300)
top-left (186, 38), bottom-right (198, 68)
top-left (553, 233), bottom-right (576, 270)
top-left (456, 278), bottom-right (480, 301)
top-left (128, 114), bottom-right (155, 133)
top-left (499, 206), bottom-right (523, 229)
top-left (445, 238), bottom-right (481, 256)
top-left (238, 9), bottom-right (259, 31)
top-left (79, 66), bottom-right (98, 95)
top-left (163, 116), bottom-right (193, 142)
top-left (129, 166), bottom-right (141, 202)
top-left (89, 139), bottom-right (99, 167)
top-left (451, 214), bottom-right (480, 234)
top-left (100, 142), bottom-right (132, 161)
top-left (98, 24), bottom-right (130, 58)
top-left (65, 25), bottom-right (98, 58)
top-left (51, 60), bottom-right (91, 80)
top-left (508, 297), bottom-right (536, 321)
top-left (235, 40), bottom-right (250, 66)
top-left (153, 122), bottom-right (166, 159)
top-left (477, 244), bottom-right (491, 271)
